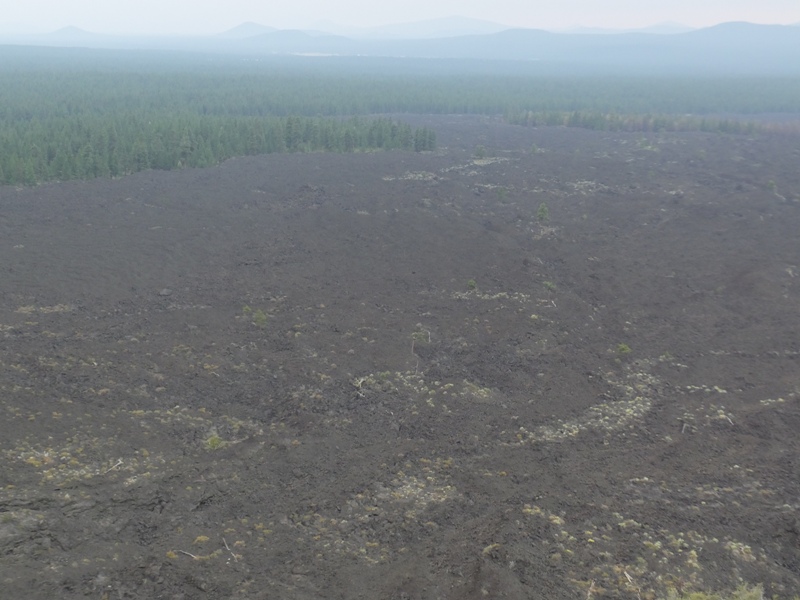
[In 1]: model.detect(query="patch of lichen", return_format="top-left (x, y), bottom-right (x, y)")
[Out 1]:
top-left (293, 457), bottom-right (457, 564)
top-left (1, 404), bottom-right (264, 489)
top-left (511, 359), bottom-right (661, 445)
top-left (521, 500), bottom-right (780, 598)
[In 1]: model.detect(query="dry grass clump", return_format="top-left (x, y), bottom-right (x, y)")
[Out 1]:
top-left (665, 585), bottom-right (765, 600)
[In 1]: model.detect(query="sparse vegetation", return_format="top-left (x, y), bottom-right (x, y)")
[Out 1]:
top-left (252, 309), bottom-right (268, 329)
top-left (665, 584), bottom-right (765, 600)
top-left (537, 202), bottom-right (550, 223)
top-left (1, 103), bottom-right (798, 599)
top-left (242, 306), bottom-right (268, 328)
top-left (411, 329), bottom-right (431, 344)
top-left (205, 435), bottom-right (225, 450)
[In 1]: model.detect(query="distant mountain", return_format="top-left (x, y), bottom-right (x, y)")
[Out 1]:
top-left (347, 16), bottom-right (511, 39)
top-left (639, 22), bottom-right (695, 34)
top-left (685, 20), bottom-right (792, 38)
top-left (226, 21), bottom-right (799, 69)
top-left (4, 21), bottom-right (799, 75)
top-left (49, 26), bottom-right (97, 39)
top-left (39, 26), bottom-right (117, 47)
top-left (219, 22), bottom-right (276, 38)
top-left (221, 21), bottom-right (352, 40)
top-left (563, 22), bottom-right (693, 35)
top-left (241, 30), bottom-right (356, 54)
top-left (560, 26), bottom-right (627, 35)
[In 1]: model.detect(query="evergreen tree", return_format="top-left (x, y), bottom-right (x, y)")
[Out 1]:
top-left (131, 138), bottom-right (150, 172)
top-left (342, 129), bottom-right (355, 153)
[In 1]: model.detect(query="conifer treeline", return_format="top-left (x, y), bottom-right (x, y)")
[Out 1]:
top-left (0, 113), bottom-right (436, 185)
top-left (0, 55), bottom-right (444, 186)
top-left (2, 47), bottom-right (799, 185)
top-left (506, 110), bottom-right (767, 134)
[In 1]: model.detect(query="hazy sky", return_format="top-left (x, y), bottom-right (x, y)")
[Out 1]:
top-left (2, 0), bottom-right (799, 35)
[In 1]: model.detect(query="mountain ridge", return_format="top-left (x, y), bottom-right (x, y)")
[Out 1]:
top-left (2, 20), bottom-right (798, 74)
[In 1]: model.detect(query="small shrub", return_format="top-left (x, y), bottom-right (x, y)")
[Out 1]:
top-left (474, 145), bottom-right (487, 159)
top-left (616, 343), bottom-right (632, 355)
top-left (411, 331), bottom-right (429, 343)
top-left (252, 309), bottom-right (268, 328)
top-left (537, 202), bottom-right (550, 223)
top-left (467, 279), bottom-right (477, 290)
top-left (543, 281), bottom-right (556, 292)
top-left (205, 435), bottom-right (224, 450)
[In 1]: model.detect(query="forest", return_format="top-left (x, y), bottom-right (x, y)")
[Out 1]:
top-left (0, 113), bottom-right (437, 185)
top-left (1, 46), bottom-right (799, 186)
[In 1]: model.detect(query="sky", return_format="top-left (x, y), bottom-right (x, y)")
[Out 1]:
top-left (1, 0), bottom-right (799, 35)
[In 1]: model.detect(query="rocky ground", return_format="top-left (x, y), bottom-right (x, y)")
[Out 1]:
top-left (1, 116), bottom-right (799, 599)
